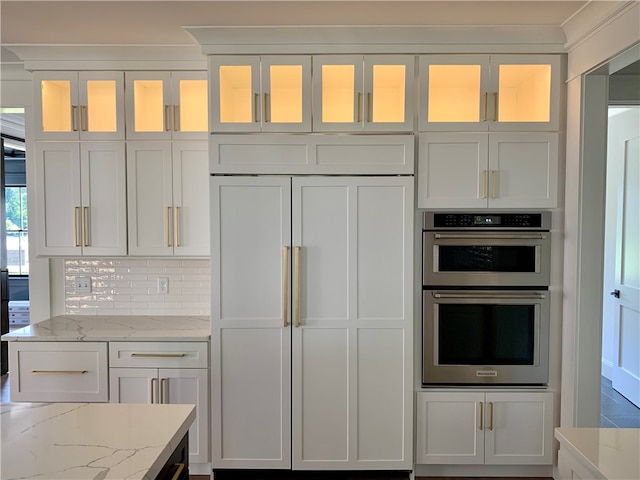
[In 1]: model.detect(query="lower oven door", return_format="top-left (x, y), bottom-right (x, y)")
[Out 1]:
top-left (423, 289), bottom-right (550, 386)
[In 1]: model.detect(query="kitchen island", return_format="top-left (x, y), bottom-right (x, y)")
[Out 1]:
top-left (555, 427), bottom-right (640, 480)
top-left (1, 401), bottom-right (195, 480)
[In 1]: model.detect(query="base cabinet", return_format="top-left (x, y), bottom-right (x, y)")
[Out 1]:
top-left (416, 391), bottom-right (553, 465)
top-left (108, 342), bottom-right (209, 465)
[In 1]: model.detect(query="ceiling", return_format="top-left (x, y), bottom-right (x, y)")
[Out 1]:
top-left (1, 1), bottom-right (591, 49)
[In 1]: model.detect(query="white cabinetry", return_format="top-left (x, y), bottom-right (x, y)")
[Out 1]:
top-left (417, 132), bottom-right (558, 209)
top-left (127, 141), bottom-right (209, 256)
top-left (209, 55), bottom-right (312, 132)
top-left (108, 342), bottom-right (209, 465)
top-left (313, 55), bottom-right (414, 132)
top-left (8, 342), bottom-right (108, 402)
top-left (416, 391), bottom-right (553, 465)
top-left (418, 55), bottom-right (561, 132)
top-left (210, 176), bottom-right (413, 470)
top-left (125, 71), bottom-right (208, 140)
top-left (33, 71), bottom-right (125, 140)
top-left (35, 141), bottom-right (127, 256)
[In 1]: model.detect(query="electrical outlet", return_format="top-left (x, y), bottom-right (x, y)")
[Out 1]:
top-left (75, 276), bottom-right (91, 293)
top-left (157, 277), bottom-right (169, 295)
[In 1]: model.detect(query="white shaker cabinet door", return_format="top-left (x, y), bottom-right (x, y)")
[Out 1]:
top-left (210, 176), bottom-right (292, 469)
top-left (291, 176), bottom-right (414, 470)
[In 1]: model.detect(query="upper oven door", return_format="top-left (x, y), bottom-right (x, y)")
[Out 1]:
top-left (423, 230), bottom-right (550, 287)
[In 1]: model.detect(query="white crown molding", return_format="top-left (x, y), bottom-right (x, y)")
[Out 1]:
top-left (184, 25), bottom-right (568, 54)
top-left (4, 45), bottom-right (207, 71)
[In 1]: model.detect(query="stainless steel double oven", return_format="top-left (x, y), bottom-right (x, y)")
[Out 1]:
top-left (422, 212), bottom-right (551, 386)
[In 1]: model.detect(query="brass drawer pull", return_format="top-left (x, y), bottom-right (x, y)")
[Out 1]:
top-left (31, 370), bottom-right (87, 375)
top-left (130, 353), bottom-right (187, 358)
top-left (171, 463), bottom-right (185, 480)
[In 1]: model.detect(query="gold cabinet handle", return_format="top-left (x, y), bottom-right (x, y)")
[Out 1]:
top-left (491, 170), bottom-right (497, 198)
top-left (294, 246), bottom-right (301, 327)
top-left (130, 353), bottom-right (187, 358)
top-left (174, 206), bottom-right (181, 247)
top-left (173, 105), bottom-right (180, 131)
top-left (80, 105), bottom-right (88, 131)
top-left (479, 401), bottom-right (484, 430)
top-left (31, 370), bottom-right (87, 374)
top-left (283, 246), bottom-right (290, 327)
top-left (254, 93), bottom-right (260, 123)
top-left (170, 463), bottom-right (185, 480)
top-left (160, 378), bottom-right (167, 404)
top-left (357, 92), bottom-right (362, 123)
top-left (166, 207), bottom-right (173, 247)
top-left (483, 92), bottom-right (488, 122)
top-left (164, 105), bottom-right (171, 131)
top-left (150, 377), bottom-right (157, 404)
top-left (264, 93), bottom-right (270, 123)
top-left (71, 105), bottom-right (80, 131)
top-left (82, 206), bottom-right (89, 247)
top-left (73, 207), bottom-right (81, 247)
top-left (493, 92), bottom-right (498, 122)
top-left (489, 401), bottom-right (494, 431)
top-left (481, 170), bottom-right (488, 199)
top-left (367, 92), bottom-right (372, 123)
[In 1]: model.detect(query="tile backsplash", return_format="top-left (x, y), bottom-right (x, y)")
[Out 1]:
top-left (64, 259), bottom-right (210, 316)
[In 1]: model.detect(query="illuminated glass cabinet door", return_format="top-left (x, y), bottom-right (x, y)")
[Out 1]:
top-left (418, 56), bottom-right (491, 132)
top-left (170, 71), bottom-right (209, 140)
top-left (490, 55), bottom-right (560, 132)
top-left (34, 71), bottom-right (125, 140)
top-left (314, 55), bottom-right (414, 132)
top-left (125, 72), bottom-right (173, 140)
top-left (210, 56), bottom-right (310, 132)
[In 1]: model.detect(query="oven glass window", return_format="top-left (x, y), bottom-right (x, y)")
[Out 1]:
top-left (438, 246), bottom-right (536, 272)
top-left (437, 304), bottom-right (535, 365)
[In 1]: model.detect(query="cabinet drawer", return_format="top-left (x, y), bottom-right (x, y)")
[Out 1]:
top-left (109, 342), bottom-right (209, 368)
top-left (9, 342), bottom-right (108, 402)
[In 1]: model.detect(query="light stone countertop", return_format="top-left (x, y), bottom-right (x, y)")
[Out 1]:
top-left (555, 427), bottom-right (640, 480)
top-left (0, 402), bottom-right (195, 480)
top-left (1, 315), bottom-right (210, 342)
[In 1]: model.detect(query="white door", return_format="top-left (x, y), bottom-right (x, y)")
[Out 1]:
top-left (109, 367), bottom-right (157, 404)
top-left (610, 107), bottom-right (640, 407)
top-left (160, 368), bottom-right (209, 464)
top-left (210, 176), bottom-right (292, 469)
top-left (291, 176), bottom-right (413, 470)
top-left (126, 141), bottom-right (174, 256)
top-left (172, 142), bottom-right (209, 256)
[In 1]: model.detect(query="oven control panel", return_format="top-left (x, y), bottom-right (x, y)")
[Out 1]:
top-left (425, 212), bottom-right (550, 230)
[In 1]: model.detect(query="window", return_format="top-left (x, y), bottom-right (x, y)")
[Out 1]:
top-left (5, 185), bottom-right (28, 275)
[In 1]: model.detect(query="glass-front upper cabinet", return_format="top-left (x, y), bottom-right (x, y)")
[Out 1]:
top-left (125, 71), bottom-right (208, 140)
top-left (419, 55), bottom-right (560, 131)
top-left (33, 71), bottom-right (125, 141)
top-left (209, 56), bottom-right (311, 133)
top-left (313, 55), bottom-right (414, 132)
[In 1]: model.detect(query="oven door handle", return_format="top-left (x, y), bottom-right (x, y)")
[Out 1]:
top-left (432, 233), bottom-right (547, 240)
top-left (433, 292), bottom-right (546, 299)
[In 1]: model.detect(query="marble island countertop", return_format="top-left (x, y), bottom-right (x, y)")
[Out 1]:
top-left (1, 402), bottom-right (195, 480)
top-left (1, 315), bottom-right (210, 342)
top-left (555, 427), bottom-right (640, 480)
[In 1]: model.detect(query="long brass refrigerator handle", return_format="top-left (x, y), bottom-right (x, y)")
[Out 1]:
top-left (294, 246), bottom-right (301, 328)
top-left (83, 207), bottom-right (89, 247)
top-left (489, 401), bottom-right (494, 431)
top-left (479, 401), bottom-right (484, 430)
top-left (283, 246), bottom-right (290, 327)
top-left (73, 207), bottom-right (81, 247)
